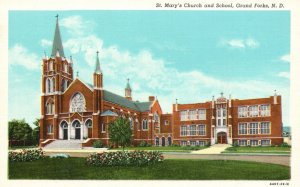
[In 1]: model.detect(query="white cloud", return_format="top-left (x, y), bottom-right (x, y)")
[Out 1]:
top-left (278, 72), bottom-right (290, 79)
top-left (220, 38), bottom-right (259, 49)
top-left (40, 39), bottom-right (52, 48)
top-left (58, 16), bottom-right (289, 125)
top-left (280, 54), bottom-right (290, 63)
top-left (60, 15), bottom-right (94, 36)
top-left (9, 44), bottom-right (40, 70)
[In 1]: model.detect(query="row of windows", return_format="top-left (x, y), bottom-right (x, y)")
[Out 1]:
top-left (238, 139), bottom-right (271, 146)
top-left (238, 122), bottom-right (271, 135)
top-left (45, 78), bottom-right (69, 94)
top-left (155, 137), bottom-right (172, 146)
top-left (180, 109), bottom-right (206, 121)
top-left (180, 125), bottom-right (206, 136)
top-left (47, 61), bottom-right (69, 73)
top-left (180, 140), bottom-right (206, 146)
top-left (238, 104), bottom-right (270, 118)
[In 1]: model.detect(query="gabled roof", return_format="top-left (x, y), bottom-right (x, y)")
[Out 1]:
top-left (103, 90), bottom-right (152, 112)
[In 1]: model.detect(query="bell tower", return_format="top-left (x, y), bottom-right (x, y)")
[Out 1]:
top-left (40, 15), bottom-right (74, 144)
top-left (92, 51), bottom-right (103, 138)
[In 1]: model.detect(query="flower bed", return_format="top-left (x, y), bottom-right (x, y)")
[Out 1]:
top-left (86, 151), bottom-right (164, 167)
top-left (9, 148), bottom-right (44, 162)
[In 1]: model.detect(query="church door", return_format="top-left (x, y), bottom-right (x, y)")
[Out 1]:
top-left (75, 128), bottom-right (81, 139)
top-left (63, 129), bottom-right (68, 140)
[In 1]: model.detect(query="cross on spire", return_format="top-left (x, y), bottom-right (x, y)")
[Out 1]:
top-left (220, 92), bottom-right (224, 97)
top-left (55, 14), bottom-right (59, 21)
top-left (76, 71), bottom-right (79, 77)
top-left (51, 14), bottom-right (65, 57)
top-left (94, 51), bottom-right (102, 74)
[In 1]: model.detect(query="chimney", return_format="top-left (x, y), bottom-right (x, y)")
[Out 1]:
top-left (175, 98), bottom-right (178, 111)
top-left (229, 94), bottom-right (232, 108)
top-left (149, 96), bottom-right (155, 102)
top-left (212, 96), bottom-right (215, 108)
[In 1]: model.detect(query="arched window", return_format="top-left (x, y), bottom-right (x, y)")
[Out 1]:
top-left (45, 78), bottom-right (51, 94)
top-left (154, 112), bottom-right (159, 123)
top-left (45, 99), bottom-right (54, 114)
top-left (47, 124), bottom-right (53, 134)
top-left (155, 137), bottom-right (159, 146)
top-left (142, 119), bottom-right (148, 130)
top-left (86, 119), bottom-right (92, 128)
top-left (61, 79), bottom-right (68, 92)
top-left (70, 93), bottom-right (86, 113)
top-left (129, 117), bottom-right (133, 130)
top-left (48, 61), bottom-right (53, 71)
top-left (64, 63), bottom-right (68, 73)
top-left (50, 78), bottom-right (55, 93)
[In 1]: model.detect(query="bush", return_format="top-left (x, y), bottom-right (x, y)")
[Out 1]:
top-left (206, 141), bottom-right (211, 147)
top-left (86, 151), bottom-right (164, 167)
top-left (93, 140), bottom-right (104, 148)
top-left (233, 141), bottom-right (239, 147)
top-left (138, 140), bottom-right (151, 147)
top-left (9, 148), bottom-right (44, 162)
top-left (280, 142), bottom-right (290, 147)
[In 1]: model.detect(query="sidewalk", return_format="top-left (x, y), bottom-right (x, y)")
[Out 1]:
top-left (191, 144), bottom-right (231, 154)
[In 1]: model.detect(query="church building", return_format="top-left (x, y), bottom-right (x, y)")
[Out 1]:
top-left (39, 17), bottom-right (283, 148)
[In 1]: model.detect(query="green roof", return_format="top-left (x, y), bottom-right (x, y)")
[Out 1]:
top-left (103, 90), bottom-right (152, 112)
top-left (51, 17), bottom-right (65, 57)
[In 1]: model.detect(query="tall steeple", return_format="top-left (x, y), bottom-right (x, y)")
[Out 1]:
top-left (51, 14), bottom-right (65, 57)
top-left (94, 51), bottom-right (102, 74)
top-left (125, 78), bottom-right (132, 100)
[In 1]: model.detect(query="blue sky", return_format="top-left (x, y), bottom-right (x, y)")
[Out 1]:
top-left (8, 11), bottom-right (290, 126)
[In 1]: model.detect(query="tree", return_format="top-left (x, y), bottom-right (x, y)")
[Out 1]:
top-left (9, 119), bottom-right (33, 146)
top-left (108, 117), bottom-right (132, 151)
top-left (32, 118), bottom-right (40, 146)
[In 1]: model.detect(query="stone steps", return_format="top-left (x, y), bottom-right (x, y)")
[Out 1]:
top-left (44, 140), bottom-right (83, 149)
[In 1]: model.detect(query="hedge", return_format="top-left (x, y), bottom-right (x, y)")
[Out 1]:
top-left (9, 148), bottom-right (44, 162)
top-left (86, 151), bottom-right (164, 167)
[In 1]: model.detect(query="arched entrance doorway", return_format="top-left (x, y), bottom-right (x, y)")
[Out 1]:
top-left (168, 137), bottom-right (172, 146)
top-left (85, 119), bottom-right (92, 138)
top-left (61, 122), bottom-right (68, 140)
top-left (217, 132), bottom-right (227, 144)
top-left (161, 137), bottom-right (165, 146)
top-left (72, 120), bottom-right (81, 140)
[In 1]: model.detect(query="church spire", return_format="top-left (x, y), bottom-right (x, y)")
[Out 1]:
top-left (125, 78), bottom-right (132, 100)
top-left (51, 14), bottom-right (65, 57)
top-left (94, 51), bottom-right (102, 74)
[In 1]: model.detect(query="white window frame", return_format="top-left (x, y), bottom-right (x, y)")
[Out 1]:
top-left (180, 126), bottom-right (188, 136)
top-left (47, 124), bottom-right (53, 134)
top-left (238, 123), bottom-right (247, 135)
top-left (189, 110), bottom-right (197, 120)
top-left (249, 122), bottom-right (259, 135)
top-left (142, 119), bottom-right (148, 130)
top-left (261, 139), bottom-right (271, 146)
top-left (260, 104), bottom-right (271, 116)
top-left (190, 125), bottom-right (197, 136)
top-left (198, 109), bottom-right (206, 120)
top-left (261, 122), bottom-right (271, 134)
top-left (180, 110), bottom-right (188, 121)
top-left (249, 105), bottom-right (259, 117)
top-left (198, 124), bottom-right (206, 136)
top-left (164, 120), bottom-right (169, 125)
top-left (239, 140), bottom-right (247, 146)
top-left (238, 106), bottom-right (248, 118)
top-left (250, 140), bottom-right (259, 146)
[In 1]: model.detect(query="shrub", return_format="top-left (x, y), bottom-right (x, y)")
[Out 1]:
top-left (280, 142), bottom-right (291, 147)
top-left (93, 140), bottom-right (104, 148)
top-left (86, 151), bottom-right (164, 167)
top-left (206, 141), bottom-right (211, 147)
top-left (9, 148), bottom-right (44, 162)
top-left (138, 140), bottom-right (151, 147)
top-left (233, 141), bottom-right (239, 147)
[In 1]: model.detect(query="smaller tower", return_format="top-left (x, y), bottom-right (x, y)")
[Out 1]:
top-left (125, 78), bottom-right (132, 100)
top-left (93, 51), bottom-right (103, 89)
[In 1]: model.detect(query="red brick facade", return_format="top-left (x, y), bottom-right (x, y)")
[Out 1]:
top-left (39, 18), bottom-right (283, 147)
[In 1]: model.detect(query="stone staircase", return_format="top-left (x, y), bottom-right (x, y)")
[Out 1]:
top-left (191, 144), bottom-right (232, 154)
top-left (43, 140), bottom-right (83, 150)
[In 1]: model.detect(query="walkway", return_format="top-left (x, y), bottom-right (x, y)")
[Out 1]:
top-left (164, 153), bottom-right (290, 166)
top-left (191, 144), bottom-right (231, 154)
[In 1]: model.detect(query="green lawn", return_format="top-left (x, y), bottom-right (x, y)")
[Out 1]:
top-left (223, 146), bottom-right (291, 154)
top-left (9, 157), bottom-right (290, 180)
top-left (110, 146), bottom-right (207, 152)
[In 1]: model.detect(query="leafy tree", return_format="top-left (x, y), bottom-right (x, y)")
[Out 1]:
top-left (9, 119), bottom-right (33, 146)
top-left (32, 118), bottom-right (40, 146)
top-left (108, 117), bottom-right (132, 151)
